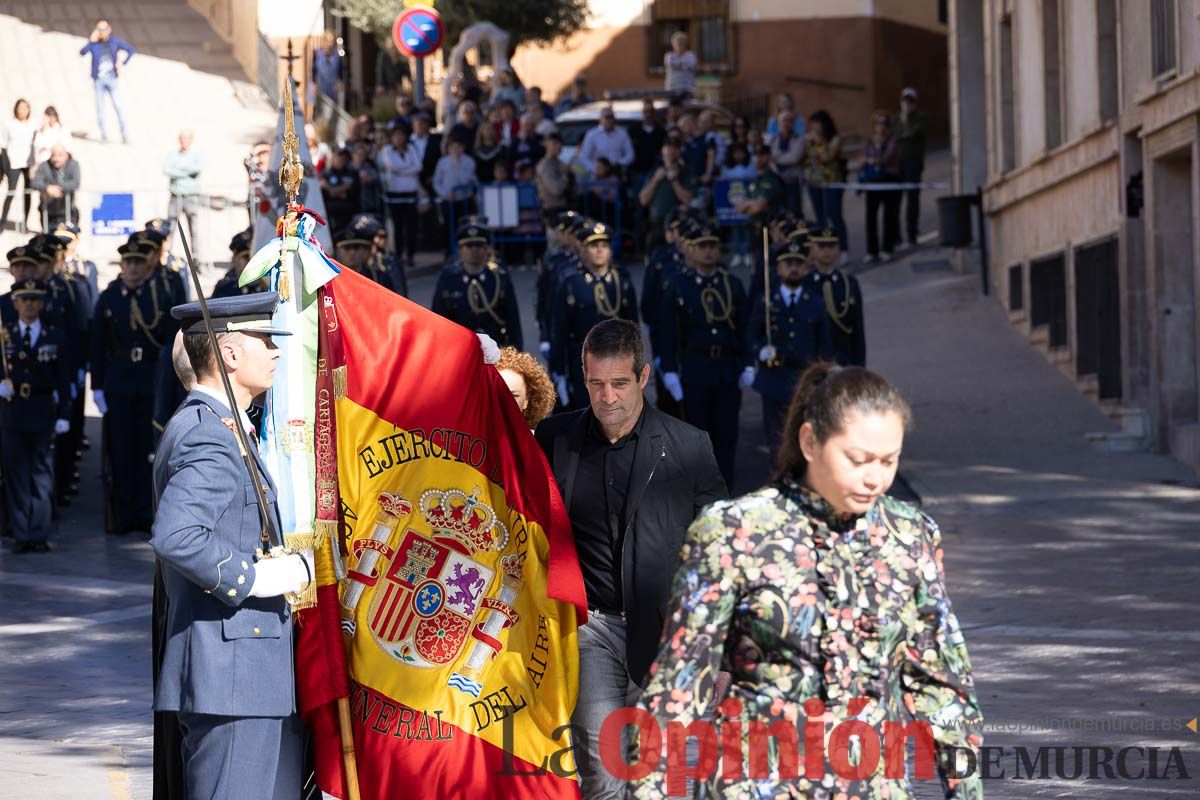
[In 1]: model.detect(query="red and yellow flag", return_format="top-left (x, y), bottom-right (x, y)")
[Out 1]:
top-left (299, 268), bottom-right (587, 799)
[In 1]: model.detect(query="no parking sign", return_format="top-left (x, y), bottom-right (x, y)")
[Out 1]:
top-left (392, 6), bottom-right (444, 59)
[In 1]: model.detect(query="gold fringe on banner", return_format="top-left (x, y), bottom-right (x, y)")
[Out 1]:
top-left (333, 366), bottom-right (348, 400)
top-left (283, 531), bottom-right (322, 610)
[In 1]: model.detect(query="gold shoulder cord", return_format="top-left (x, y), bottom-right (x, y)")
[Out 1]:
top-left (130, 279), bottom-right (165, 348)
top-left (467, 271), bottom-right (506, 326)
top-left (822, 276), bottom-right (854, 335)
top-left (701, 272), bottom-right (735, 328)
top-left (593, 272), bottom-right (622, 318)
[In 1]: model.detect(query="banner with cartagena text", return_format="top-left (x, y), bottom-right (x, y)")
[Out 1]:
top-left (303, 267), bottom-right (587, 799)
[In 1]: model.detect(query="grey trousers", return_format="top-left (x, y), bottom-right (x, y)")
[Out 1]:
top-left (572, 611), bottom-right (640, 800)
top-left (177, 712), bottom-right (303, 800)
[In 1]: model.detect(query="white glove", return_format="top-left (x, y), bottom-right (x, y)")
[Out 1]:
top-left (539, 341), bottom-right (551, 359)
top-left (758, 345), bottom-right (777, 364)
top-left (738, 366), bottom-right (756, 390)
top-left (54, 419), bottom-right (70, 435)
top-left (476, 333), bottom-right (500, 365)
top-left (76, 369), bottom-right (85, 386)
top-left (93, 389), bottom-right (108, 414)
top-left (248, 553), bottom-right (308, 598)
top-left (662, 372), bottom-right (684, 402)
top-left (69, 382), bottom-right (78, 400)
top-left (554, 374), bottom-right (569, 404)
top-left (0, 381), bottom-right (13, 400)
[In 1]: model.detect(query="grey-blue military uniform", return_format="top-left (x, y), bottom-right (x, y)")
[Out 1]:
top-left (150, 292), bottom-right (301, 800)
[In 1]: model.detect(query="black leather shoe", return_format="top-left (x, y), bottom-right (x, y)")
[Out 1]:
top-left (32, 541), bottom-right (50, 552)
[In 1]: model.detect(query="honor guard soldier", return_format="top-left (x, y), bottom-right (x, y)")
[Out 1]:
top-left (369, 215), bottom-right (410, 298)
top-left (747, 239), bottom-right (832, 455)
top-left (32, 233), bottom-right (89, 506)
top-left (334, 216), bottom-right (398, 294)
top-left (91, 236), bottom-right (177, 534)
top-left (55, 223), bottom-right (98, 492)
top-left (641, 208), bottom-right (691, 416)
top-left (212, 228), bottom-right (266, 298)
top-left (145, 217), bottom-right (192, 301)
top-left (550, 220), bottom-right (639, 409)
top-left (535, 211), bottom-right (583, 361)
top-left (749, 208), bottom-right (806, 301)
top-left (658, 218), bottom-right (750, 487)
top-left (0, 279), bottom-right (71, 553)
top-left (152, 292), bottom-right (307, 800)
top-left (805, 226), bottom-right (866, 366)
top-left (432, 219), bottom-right (524, 350)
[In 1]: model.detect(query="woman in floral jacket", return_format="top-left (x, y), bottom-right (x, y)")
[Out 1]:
top-left (632, 363), bottom-right (983, 799)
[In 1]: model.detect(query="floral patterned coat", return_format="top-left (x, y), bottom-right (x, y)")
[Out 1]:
top-left (631, 479), bottom-right (984, 799)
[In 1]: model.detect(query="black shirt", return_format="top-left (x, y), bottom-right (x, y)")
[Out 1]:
top-left (569, 407), bottom-right (646, 613)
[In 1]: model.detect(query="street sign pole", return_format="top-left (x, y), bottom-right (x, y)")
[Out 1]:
top-left (414, 56), bottom-right (425, 105)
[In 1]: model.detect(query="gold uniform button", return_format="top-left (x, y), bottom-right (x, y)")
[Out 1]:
top-left (253, 627), bottom-right (261, 636)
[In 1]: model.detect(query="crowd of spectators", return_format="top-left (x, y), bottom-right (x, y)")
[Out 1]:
top-left (308, 56), bottom-right (929, 267)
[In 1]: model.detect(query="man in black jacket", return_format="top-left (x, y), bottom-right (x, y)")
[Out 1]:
top-left (535, 319), bottom-right (726, 799)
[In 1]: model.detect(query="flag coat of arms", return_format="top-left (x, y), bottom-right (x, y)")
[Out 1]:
top-left (299, 267), bottom-right (587, 799)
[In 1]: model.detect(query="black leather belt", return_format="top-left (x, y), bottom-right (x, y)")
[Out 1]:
top-left (687, 344), bottom-right (739, 358)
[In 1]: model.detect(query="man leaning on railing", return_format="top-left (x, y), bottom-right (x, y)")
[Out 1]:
top-left (31, 145), bottom-right (80, 228)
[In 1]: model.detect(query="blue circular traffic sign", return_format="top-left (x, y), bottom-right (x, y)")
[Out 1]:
top-left (392, 7), bottom-right (444, 59)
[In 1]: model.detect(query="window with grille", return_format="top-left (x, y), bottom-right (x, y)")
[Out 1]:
top-left (649, 0), bottom-right (733, 72)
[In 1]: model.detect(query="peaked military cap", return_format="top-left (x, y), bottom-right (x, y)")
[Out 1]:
top-left (118, 238), bottom-right (158, 259)
top-left (776, 239), bottom-right (809, 261)
top-left (809, 227), bottom-right (839, 244)
top-left (6, 246), bottom-right (38, 267)
top-left (229, 228), bottom-right (253, 256)
top-left (456, 218), bottom-right (491, 245)
top-left (686, 219), bottom-right (721, 245)
top-left (171, 292), bottom-right (293, 337)
top-left (581, 221), bottom-right (611, 245)
top-left (11, 278), bottom-right (47, 298)
top-left (783, 220), bottom-right (809, 242)
top-left (136, 229), bottom-right (167, 247)
top-left (52, 222), bottom-right (81, 242)
top-left (29, 234), bottom-right (64, 258)
top-left (555, 210), bottom-right (579, 233)
top-left (145, 218), bottom-right (175, 237)
top-left (569, 216), bottom-right (595, 239)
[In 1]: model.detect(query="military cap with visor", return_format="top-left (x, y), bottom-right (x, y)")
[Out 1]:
top-left (171, 292), bottom-right (293, 337)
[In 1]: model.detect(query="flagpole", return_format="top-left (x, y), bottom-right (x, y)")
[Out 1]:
top-left (278, 75), bottom-right (362, 800)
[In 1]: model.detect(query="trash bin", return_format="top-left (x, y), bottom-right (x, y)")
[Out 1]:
top-left (938, 194), bottom-right (976, 248)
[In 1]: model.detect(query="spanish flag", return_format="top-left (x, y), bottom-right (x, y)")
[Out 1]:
top-left (299, 267), bottom-right (586, 799)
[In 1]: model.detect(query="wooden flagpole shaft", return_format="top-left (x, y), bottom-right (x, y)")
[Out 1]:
top-left (337, 696), bottom-right (362, 800)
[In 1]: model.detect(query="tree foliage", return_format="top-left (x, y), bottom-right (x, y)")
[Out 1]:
top-left (332, 0), bottom-right (590, 51)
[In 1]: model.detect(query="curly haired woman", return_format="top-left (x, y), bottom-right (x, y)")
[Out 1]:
top-left (495, 347), bottom-right (557, 430)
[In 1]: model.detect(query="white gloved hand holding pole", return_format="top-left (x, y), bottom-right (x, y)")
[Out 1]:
top-left (476, 333), bottom-right (500, 365)
top-left (248, 553), bottom-right (309, 598)
top-left (93, 389), bottom-right (107, 414)
top-left (738, 366), bottom-right (756, 390)
top-left (54, 419), bottom-right (70, 435)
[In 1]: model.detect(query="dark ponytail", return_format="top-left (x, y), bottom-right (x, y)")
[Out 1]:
top-left (772, 362), bottom-right (913, 482)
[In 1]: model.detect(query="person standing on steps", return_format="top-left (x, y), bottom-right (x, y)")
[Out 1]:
top-left (79, 18), bottom-right (134, 144)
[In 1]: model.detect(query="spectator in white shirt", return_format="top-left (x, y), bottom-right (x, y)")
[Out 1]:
top-left (578, 106), bottom-right (634, 178)
top-left (33, 107), bottom-right (71, 165)
top-left (433, 136), bottom-right (478, 203)
top-left (2, 99), bottom-right (37, 231)
top-left (376, 125), bottom-right (423, 265)
top-left (664, 31), bottom-right (697, 96)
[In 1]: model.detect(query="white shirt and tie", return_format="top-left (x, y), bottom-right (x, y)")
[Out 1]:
top-left (18, 319), bottom-right (41, 349)
top-left (780, 286), bottom-right (802, 309)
